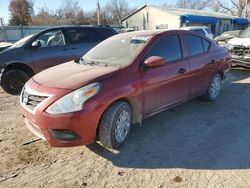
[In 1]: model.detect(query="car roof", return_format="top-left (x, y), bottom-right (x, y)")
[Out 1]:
top-left (114, 29), bottom-right (203, 38)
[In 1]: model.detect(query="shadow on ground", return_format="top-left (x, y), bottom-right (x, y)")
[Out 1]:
top-left (87, 68), bottom-right (250, 170)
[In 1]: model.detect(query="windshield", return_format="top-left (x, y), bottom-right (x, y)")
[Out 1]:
top-left (10, 35), bottom-right (34, 48)
top-left (239, 28), bottom-right (250, 38)
top-left (81, 34), bottom-right (150, 67)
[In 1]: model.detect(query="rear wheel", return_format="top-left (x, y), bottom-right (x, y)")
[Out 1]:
top-left (99, 101), bottom-right (132, 149)
top-left (203, 73), bottom-right (221, 102)
top-left (1, 70), bottom-right (30, 95)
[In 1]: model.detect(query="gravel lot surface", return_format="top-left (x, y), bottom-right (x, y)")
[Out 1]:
top-left (0, 68), bottom-right (250, 188)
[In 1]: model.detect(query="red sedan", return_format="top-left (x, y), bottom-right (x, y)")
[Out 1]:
top-left (20, 30), bottom-right (231, 149)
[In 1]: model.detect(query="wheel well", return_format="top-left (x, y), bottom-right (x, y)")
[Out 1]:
top-left (95, 98), bottom-right (142, 139)
top-left (218, 71), bottom-right (224, 80)
top-left (3, 63), bottom-right (34, 77)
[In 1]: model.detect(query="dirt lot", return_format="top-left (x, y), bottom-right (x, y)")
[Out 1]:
top-left (1, 68), bottom-right (250, 188)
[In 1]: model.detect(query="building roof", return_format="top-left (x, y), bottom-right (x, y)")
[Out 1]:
top-left (122, 5), bottom-right (249, 23)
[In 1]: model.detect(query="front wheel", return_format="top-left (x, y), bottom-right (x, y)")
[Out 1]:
top-left (99, 101), bottom-right (132, 149)
top-left (1, 70), bottom-right (30, 95)
top-left (203, 73), bottom-right (222, 102)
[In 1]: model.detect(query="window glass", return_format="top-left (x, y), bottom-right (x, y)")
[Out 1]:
top-left (67, 28), bottom-right (99, 44)
top-left (98, 29), bottom-right (115, 41)
top-left (34, 30), bottom-right (65, 48)
top-left (202, 39), bottom-right (210, 52)
top-left (205, 28), bottom-right (212, 34)
top-left (192, 29), bottom-right (205, 36)
top-left (184, 34), bottom-right (204, 56)
top-left (146, 34), bottom-right (182, 62)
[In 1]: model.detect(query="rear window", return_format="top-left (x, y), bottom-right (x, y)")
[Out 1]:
top-left (192, 29), bottom-right (205, 36)
top-left (66, 28), bottom-right (99, 44)
top-left (205, 28), bottom-right (212, 34)
top-left (202, 39), bottom-right (210, 52)
top-left (98, 28), bottom-right (116, 41)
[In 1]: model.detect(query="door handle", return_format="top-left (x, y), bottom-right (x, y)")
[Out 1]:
top-left (178, 68), bottom-right (187, 74)
top-left (71, 47), bottom-right (77, 50)
top-left (62, 48), bottom-right (68, 51)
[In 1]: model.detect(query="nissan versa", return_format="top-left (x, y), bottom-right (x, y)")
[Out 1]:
top-left (20, 30), bottom-right (231, 149)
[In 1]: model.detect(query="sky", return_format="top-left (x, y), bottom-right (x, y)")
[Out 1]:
top-left (0, 0), bottom-right (175, 25)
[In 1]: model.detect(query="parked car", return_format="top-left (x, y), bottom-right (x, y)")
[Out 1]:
top-left (225, 27), bottom-right (250, 67)
top-left (0, 42), bottom-right (12, 52)
top-left (20, 30), bottom-right (231, 149)
top-left (0, 26), bottom-right (117, 94)
top-left (181, 26), bottom-right (214, 39)
top-left (214, 30), bottom-right (242, 47)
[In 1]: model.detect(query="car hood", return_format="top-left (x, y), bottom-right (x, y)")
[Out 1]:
top-left (228, 37), bottom-right (250, 47)
top-left (215, 35), bottom-right (234, 41)
top-left (32, 61), bottom-right (120, 90)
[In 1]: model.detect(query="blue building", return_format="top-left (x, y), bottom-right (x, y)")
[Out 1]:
top-left (122, 5), bottom-right (249, 36)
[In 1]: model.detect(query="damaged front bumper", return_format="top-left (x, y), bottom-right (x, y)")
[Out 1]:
top-left (231, 55), bottom-right (250, 68)
top-left (230, 46), bottom-right (250, 68)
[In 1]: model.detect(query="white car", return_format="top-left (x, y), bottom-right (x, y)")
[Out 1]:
top-left (180, 26), bottom-right (214, 39)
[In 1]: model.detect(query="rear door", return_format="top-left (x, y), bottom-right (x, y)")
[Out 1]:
top-left (65, 28), bottom-right (101, 60)
top-left (183, 34), bottom-right (216, 96)
top-left (141, 34), bottom-right (190, 116)
top-left (30, 29), bottom-right (71, 72)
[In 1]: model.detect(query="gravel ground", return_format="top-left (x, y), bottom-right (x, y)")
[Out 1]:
top-left (0, 68), bottom-right (250, 188)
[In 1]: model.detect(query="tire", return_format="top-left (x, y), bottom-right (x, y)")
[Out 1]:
top-left (99, 101), bottom-right (132, 149)
top-left (1, 70), bottom-right (30, 95)
top-left (203, 73), bottom-right (222, 102)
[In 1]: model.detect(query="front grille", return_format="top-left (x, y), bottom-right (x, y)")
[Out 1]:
top-left (232, 47), bottom-right (250, 56)
top-left (21, 88), bottom-right (48, 111)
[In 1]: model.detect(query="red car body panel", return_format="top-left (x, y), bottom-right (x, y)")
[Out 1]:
top-left (20, 30), bottom-right (231, 147)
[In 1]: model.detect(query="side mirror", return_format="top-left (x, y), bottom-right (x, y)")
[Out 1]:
top-left (31, 40), bottom-right (41, 48)
top-left (144, 56), bottom-right (165, 68)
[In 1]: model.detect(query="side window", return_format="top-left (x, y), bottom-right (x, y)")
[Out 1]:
top-left (184, 34), bottom-right (204, 56)
top-left (146, 34), bottom-right (182, 63)
top-left (202, 39), bottom-right (210, 52)
top-left (66, 28), bottom-right (99, 44)
top-left (33, 30), bottom-right (65, 48)
top-left (98, 29), bottom-right (115, 41)
top-left (192, 29), bottom-right (205, 36)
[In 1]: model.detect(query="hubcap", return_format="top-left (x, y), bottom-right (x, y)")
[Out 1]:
top-left (9, 78), bottom-right (23, 91)
top-left (115, 110), bottom-right (131, 143)
top-left (210, 76), bottom-right (221, 98)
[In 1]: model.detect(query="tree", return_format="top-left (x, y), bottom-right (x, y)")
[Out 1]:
top-left (104, 0), bottom-right (135, 25)
top-left (214, 0), bottom-right (250, 17)
top-left (175, 0), bottom-right (211, 10)
top-left (33, 0), bottom-right (87, 25)
top-left (9, 0), bottom-right (33, 25)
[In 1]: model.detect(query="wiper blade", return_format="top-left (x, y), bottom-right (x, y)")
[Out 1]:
top-left (78, 58), bottom-right (109, 67)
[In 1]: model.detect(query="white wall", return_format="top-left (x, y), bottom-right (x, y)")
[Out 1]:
top-left (148, 6), bottom-right (180, 30)
top-left (122, 6), bottom-right (180, 31)
top-left (122, 6), bottom-right (148, 30)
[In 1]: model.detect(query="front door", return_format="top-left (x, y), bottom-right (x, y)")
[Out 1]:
top-left (141, 34), bottom-right (190, 116)
top-left (30, 29), bottom-right (71, 73)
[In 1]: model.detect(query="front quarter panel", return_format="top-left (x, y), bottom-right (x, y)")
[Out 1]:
top-left (95, 66), bottom-right (144, 124)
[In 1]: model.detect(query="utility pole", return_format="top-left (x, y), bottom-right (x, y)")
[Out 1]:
top-left (97, 0), bottom-right (101, 25)
top-left (0, 18), bottom-right (8, 42)
top-left (244, 0), bottom-right (248, 18)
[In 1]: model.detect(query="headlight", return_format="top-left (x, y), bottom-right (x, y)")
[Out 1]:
top-left (225, 43), bottom-right (234, 50)
top-left (46, 83), bottom-right (101, 114)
